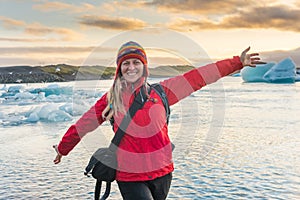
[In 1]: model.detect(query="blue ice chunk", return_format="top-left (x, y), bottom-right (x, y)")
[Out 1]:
top-left (14, 92), bottom-right (36, 100)
top-left (1, 85), bottom-right (25, 97)
top-left (29, 84), bottom-right (72, 97)
top-left (241, 63), bottom-right (275, 82)
top-left (47, 110), bottom-right (72, 122)
top-left (59, 103), bottom-right (73, 115)
top-left (7, 85), bottom-right (25, 93)
top-left (263, 57), bottom-right (296, 83)
top-left (26, 112), bottom-right (40, 123)
top-left (38, 104), bottom-right (58, 119)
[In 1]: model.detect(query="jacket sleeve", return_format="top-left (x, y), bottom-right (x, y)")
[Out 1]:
top-left (160, 56), bottom-right (243, 105)
top-left (57, 93), bottom-right (108, 155)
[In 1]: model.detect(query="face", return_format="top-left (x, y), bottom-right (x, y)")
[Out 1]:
top-left (120, 58), bottom-right (144, 83)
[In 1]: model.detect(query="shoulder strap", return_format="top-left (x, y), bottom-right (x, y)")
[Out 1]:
top-left (150, 83), bottom-right (170, 125)
top-left (109, 87), bottom-right (147, 150)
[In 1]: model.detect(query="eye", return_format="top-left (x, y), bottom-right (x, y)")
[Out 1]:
top-left (122, 61), bottom-right (129, 66)
top-left (134, 60), bottom-right (142, 65)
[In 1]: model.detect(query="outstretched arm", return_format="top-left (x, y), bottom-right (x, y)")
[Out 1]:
top-left (53, 93), bottom-right (108, 164)
top-left (160, 47), bottom-right (265, 105)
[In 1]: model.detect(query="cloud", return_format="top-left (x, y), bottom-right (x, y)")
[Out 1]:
top-left (79, 15), bottom-right (147, 30)
top-left (143, 0), bottom-right (253, 15)
top-left (24, 23), bottom-right (82, 41)
top-left (0, 37), bottom-right (51, 42)
top-left (0, 16), bottom-right (83, 41)
top-left (0, 46), bottom-right (95, 54)
top-left (33, 1), bottom-right (95, 13)
top-left (168, 5), bottom-right (300, 32)
top-left (0, 16), bottom-right (25, 29)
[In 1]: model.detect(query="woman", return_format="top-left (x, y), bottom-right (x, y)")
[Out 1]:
top-left (53, 41), bottom-right (265, 199)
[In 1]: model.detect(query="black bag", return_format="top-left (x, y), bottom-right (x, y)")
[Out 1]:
top-left (87, 148), bottom-right (117, 182)
top-left (84, 148), bottom-right (116, 200)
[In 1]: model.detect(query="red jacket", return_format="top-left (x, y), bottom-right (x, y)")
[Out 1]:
top-left (57, 56), bottom-right (243, 181)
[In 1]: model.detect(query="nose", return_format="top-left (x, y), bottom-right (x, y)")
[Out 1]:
top-left (128, 62), bottom-right (135, 70)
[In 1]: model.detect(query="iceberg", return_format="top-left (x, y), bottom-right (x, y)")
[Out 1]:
top-left (241, 62), bottom-right (275, 82)
top-left (263, 58), bottom-right (296, 83)
top-left (241, 57), bottom-right (298, 83)
top-left (38, 104), bottom-right (59, 119)
top-left (47, 110), bottom-right (72, 122)
top-left (25, 112), bottom-right (40, 123)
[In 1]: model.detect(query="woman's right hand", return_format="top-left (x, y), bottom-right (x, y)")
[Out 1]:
top-left (53, 145), bottom-right (62, 164)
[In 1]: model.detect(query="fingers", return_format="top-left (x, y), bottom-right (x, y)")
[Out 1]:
top-left (54, 154), bottom-right (62, 164)
top-left (252, 61), bottom-right (267, 65)
top-left (249, 53), bottom-right (259, 57)
top-left (53, 145), bottom-right (62, 164)
top-left (242, 46), bottom-right (251, 55)
top-left (250, 56), bottom-right (267, 65)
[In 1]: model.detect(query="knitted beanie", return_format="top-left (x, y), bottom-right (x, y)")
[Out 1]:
top-left (115, 41), bottom-right (148, 78)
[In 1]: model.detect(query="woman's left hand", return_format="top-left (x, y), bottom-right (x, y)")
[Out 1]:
top-left (240, 47), bottom-right (266, 67)
top-left (53, 145), bottom-right (62, 164)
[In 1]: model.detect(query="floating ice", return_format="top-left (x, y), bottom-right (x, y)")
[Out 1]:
top-left (241, 63), bottom-right (275, 82)
top-left (25, 112), bottom-right (40, 123)
top-left (38, 104), bottom-right (59, 119)
top-left (59, 103), bottom-right (73, 115)
top-left (263, 58), bottom-right (296, 83)
top-left (1, 85), bottom-right (25, 98)
top-left (7, 85), bottom-right (25, 93)
top-left (0, 82), bottom-right (104, 126)
top-left (14, 92), bottom-right (36, 100)
top-left (47, 110), bottom-right (72, 122)
top-left (29, 84), bottom-right (72, 97)
top-left (241, 57), bottom-right (298, 83)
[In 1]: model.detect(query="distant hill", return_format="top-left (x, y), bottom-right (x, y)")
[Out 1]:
top-left (0, 64), bottom-right (194, 83)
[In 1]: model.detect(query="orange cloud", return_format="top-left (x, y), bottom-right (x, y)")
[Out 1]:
top-left (25, 23), bottom-right (82, 41)
top-left (79, 15), bottom-right (147, 30)
top-left (33, 1), bottom-right (95, 13)
top-left (0, 16), bottom-right (26, 29)
top-left (143, 0), bottom-right (253, 15)
top-left (0, 16), bottom-right (82, 41)
top-left (168, 5), bottom-right (300, 32)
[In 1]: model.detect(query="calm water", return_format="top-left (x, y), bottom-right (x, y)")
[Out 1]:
top-left (0, 77), bottom-right (299, 199)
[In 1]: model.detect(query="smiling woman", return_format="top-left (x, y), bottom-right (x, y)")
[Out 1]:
top-left (53, 39), bottom-right (265, 200)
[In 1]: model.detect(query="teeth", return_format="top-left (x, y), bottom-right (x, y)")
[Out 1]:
top-left (127, 71), bottom-right (137, 76)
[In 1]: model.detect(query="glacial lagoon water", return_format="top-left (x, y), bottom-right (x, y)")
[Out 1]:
top-left (0, 77), bottom-right (299, 199)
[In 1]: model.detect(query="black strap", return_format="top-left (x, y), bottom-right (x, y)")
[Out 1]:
top-left (94, 180), bottom-right (111, 200)
top-left (95, 87), bottom-right (147, 200)
top-left (95, 84), bottom-right (172, 200)
top-left (109, 87), bottom-right (147, 150)
top-left (150, 83), bottom-right (170, 125)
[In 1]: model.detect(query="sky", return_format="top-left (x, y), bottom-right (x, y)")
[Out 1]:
top-left (0, 0), bottom-right (300, 67)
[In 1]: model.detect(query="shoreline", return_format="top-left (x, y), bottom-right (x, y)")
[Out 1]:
top-left (0, 64), bottom-right (194, 84)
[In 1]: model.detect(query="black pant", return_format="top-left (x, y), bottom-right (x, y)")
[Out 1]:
top-left (117, 173), bottom-right (172, 200)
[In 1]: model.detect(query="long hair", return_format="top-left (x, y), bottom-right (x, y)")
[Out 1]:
top-left (102, 76), bottom-right (126, 121)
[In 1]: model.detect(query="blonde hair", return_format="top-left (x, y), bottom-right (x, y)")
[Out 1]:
top-left (102, 76), bottom-right (126, 121)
